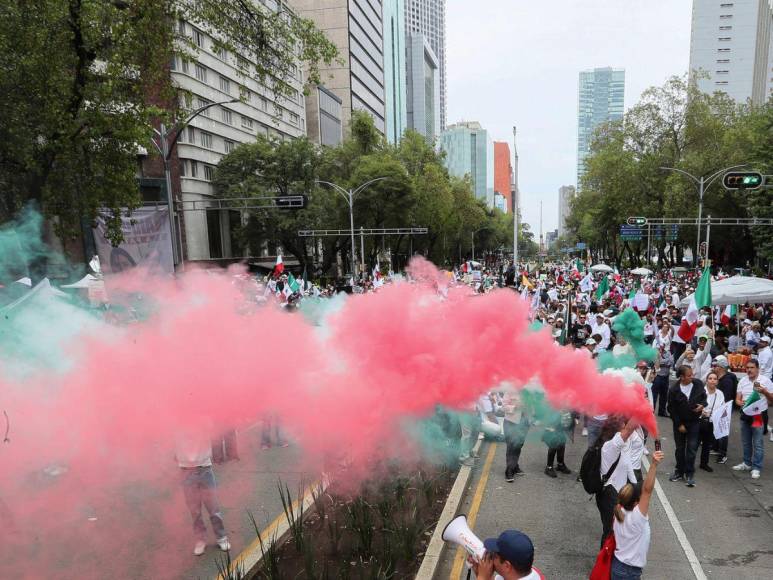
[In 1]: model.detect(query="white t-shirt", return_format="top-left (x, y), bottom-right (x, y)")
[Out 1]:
top-left (624, 428), bottom-right (646, 471)
top-left (737, 375), bottom-right (773, 412)
top-left (600, 433), bottom-right (637, 492)
top-left (613, 506), bottom-right (651, 568)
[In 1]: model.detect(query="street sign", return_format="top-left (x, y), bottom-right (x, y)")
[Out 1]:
top-left (620, 225), bottom-right (642, 241)
top-left (576, 242), bottom-right (587, 250)
top-left (627, 216), bottom-right (648, 226)
top-left (722, 172), bottom-right (763, 190)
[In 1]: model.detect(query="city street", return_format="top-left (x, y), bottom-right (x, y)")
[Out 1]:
top-left (436, 415), bottom-right (773, 579)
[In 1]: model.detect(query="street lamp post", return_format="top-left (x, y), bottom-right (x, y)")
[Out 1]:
top-left (660, 163), bottom-right (747, 266)
top-left (316, 177), bottom-right (388, 282)
top-left (150, 99), bottom-right (238, 268)
top-left (472, 226), bottom-right (494, 262)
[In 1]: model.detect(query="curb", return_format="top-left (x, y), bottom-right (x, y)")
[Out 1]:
top-left (216, 477), bottom-right (329, 580)
top-left (415, 436), bottom-right (485, 580)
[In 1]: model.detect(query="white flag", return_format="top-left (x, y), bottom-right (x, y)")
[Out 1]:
top-left (711, 400), bottom-right (733, 440)
top-left (547, 289), bottom-right (558, 302)
top-left (579, 273), bottom-right (593, 293)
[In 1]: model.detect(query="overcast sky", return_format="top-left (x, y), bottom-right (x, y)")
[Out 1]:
top-left (446, 0), bottom-right (693, 236)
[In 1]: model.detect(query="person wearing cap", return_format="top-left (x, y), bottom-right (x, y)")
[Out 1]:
top-left (757, 335), bottom-right (772, 379)
top-left (584, 337), bottom-right (597, 357)
top-left (592, 313), bottom-right (611, 350)
top-left (745, 321), bottom-right (760, 348)
top-left (472, 529), bottom-right (544, 580)
top-left (712, 356), bottom-right (737, 464)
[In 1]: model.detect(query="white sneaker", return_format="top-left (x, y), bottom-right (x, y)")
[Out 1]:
top-left (193, 541), bottom-right (206, 556)
top-left (732, 463), bottom-right (752, 471)
top-left (582, 428), bottom-right (588, 437)
top-left (217, 537), bottom-right (231, 551)
top-left (751, 469), bottom-right (761, 480)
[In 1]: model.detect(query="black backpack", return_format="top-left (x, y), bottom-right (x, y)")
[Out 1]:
top-left (580, 444), bottom-right (620, 495)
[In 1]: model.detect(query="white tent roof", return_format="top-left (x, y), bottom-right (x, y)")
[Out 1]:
top-left (680, 276), bottom-right (773, 307)
top-left (591, 264), bottom-right (614, 273)
top-left (631, 267), bottom-right (652, 276)
top-left (61, 274), bottom-right (100, 289)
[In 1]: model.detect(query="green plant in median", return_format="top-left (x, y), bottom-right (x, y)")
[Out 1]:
top-left (277, 479), bottom-right (305, 553)
top-left (248, 511), bottom-right (280, 580)
top-left (214, 549), bottom-right (246, 580)
top-left (345, 496), bottom-right (375, 558)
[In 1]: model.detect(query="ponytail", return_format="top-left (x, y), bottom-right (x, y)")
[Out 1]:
top-left (614, 483), bottom-right (640, 523)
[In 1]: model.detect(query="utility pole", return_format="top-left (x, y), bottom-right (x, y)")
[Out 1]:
top-left (512, 126), bottom-right (519, 268)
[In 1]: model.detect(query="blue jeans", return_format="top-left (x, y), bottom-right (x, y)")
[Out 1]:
top-left (181, 466), bottom-right (226, 541)
top-left (612, 556), bottom-right (642, 579)
top-left (587, 417), bottom-right (605, 448)
top-left (740, 420), bottom-right (764, 470)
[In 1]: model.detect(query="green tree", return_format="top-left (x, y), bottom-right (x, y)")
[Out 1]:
top-left (0, 0), bottom-right (336, 244)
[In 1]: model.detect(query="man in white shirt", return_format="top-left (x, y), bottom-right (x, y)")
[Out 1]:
top-left (597, 419), bottom-right (638, 546)
top-left (757, 335), bottom-right (772, 379)
top-left (733, 359), bottom-right (773, 479)
top-left (593, 313), bottom-right (611, 350)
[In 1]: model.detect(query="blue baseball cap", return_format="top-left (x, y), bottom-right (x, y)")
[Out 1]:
top-left (483, 530), bottom-right (534, 568)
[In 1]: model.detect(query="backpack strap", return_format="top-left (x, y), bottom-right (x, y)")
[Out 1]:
top-left (601, 451), bottom-right (621, 485)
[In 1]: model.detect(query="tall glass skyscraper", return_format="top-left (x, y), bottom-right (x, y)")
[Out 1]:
top-left (439, 121), bottom-right (494, 206)
top-left (576, 67), bottom-right (625, 186)
top-left (405, 0), bottom-right (447, 130)
top-left (383, 0), bottom-right (407, 143)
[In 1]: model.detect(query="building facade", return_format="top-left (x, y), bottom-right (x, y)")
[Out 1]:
top-left (290, 0), bottom-right (387, 137)
top-left (439, 121), bottom-right (494, 205)
top-left (576, 67), bottom-right (625, 186)
top-left (169, 10), bottom-right (307, 262)
top-left (493, 142), bottom-right (512, 213)
top-left (406, 34), bottom-right (441, 140)
top-left (383, 0), bottom-right (407, 143)
top-left (558, 185), bottom-right (576, 237)
top-left (405, 0), bottom-right (447, 130)
top-left (689, 0), bottom-right (772, 105)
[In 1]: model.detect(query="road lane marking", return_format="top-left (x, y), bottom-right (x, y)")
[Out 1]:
top-left (642, 456), bottom-right (707, 580)
top-left (450, 442), bottom-right (498, 579)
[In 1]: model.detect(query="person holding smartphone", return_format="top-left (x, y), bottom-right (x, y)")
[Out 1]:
top-left (667, 366), bottom-right (707, 488)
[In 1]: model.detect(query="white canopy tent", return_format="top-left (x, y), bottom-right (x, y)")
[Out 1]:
top-left (590, 264), bottom-right (614, 273)
top-left (61, 274), bottom-right (100, 289)
top-left (630, 267), bottom-right (653, 276)
top-left (680, 276), bottom-right (773, 307)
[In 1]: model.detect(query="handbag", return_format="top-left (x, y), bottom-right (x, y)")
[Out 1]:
top-left (589, 532), bottom-right (616, 580)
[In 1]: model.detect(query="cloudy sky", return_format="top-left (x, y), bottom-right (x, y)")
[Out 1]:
top-left (446, 0), bottom-right (693, 235)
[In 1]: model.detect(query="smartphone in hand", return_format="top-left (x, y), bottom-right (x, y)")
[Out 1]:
top-left (654, 439), bottom-right (661, 452)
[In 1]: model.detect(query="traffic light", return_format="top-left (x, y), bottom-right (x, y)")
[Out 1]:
top-left (723, 172), bottom-right (763, 190)
top-left (627, 217), bottom-right (647, 226)
top-left (276, 195), bottom-right (306, 209)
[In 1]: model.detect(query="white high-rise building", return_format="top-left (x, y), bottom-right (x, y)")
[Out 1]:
top-left (406, 34), bottom-right (441, 140)
top-left (689, 0), bottom-right (773, 105)
top-left (171, 9), bottom-right (307, 261)
top-left (558, 185), bottom-right (576, 237)
top-left (405, 0), bottom-right (447, 130)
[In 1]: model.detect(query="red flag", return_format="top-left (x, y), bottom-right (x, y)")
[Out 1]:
top-left (273, 254), bottom-right (284, 278)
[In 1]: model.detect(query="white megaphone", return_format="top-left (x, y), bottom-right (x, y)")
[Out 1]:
top-left (442, 515), bottom-right (505, 580)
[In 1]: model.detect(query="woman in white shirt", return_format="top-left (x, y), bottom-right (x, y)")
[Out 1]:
top-left (698, 371), bottom-right (725, 472)
top-left (611, 449), bottom-right (664, 580)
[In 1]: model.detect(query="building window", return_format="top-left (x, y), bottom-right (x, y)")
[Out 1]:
top-left (170, 56), bottom-right (176, 71)
top-left (718, 37), bottom-right (731, 42)
top-left (187, 126), bottom-right (195, 142)
top-left (190, 160), bottom-right (199, 178)
top-left (716, 70), bottom-right (729, 75)
top-left (719, 14), bottom-right (733, 19)
top-left (192, 28), bottom-right (204, 48)
top-left (178, 20), bottom-right (186, 35)
top-left (240, 88), bottom-right (252, 102)
top-left (259, 96), bottom-right (268, 111)
top-left (718, 48), bottom-right (731, 52)
top-left (289, 112), bottom-right (299, 126)
top-left (221, 108), bottom-right (232, 125)
top-left (224, 139), bottom-right (235, 153)
top-left (717, 59), bottom-right (730, 64)
top-left (203, 165), bottom-right (215, 181)
top-left (213, 44), bottom-right (226, 59)
top-left (719, 26), bottom-right (732, 30)
top-left (199, 131), bottom-right (213, 149)
top-left (179, 160), bottom-right (186, 176)
top-left (716, 81), bottom-right (729, 85)
top-left (237, 55), bottom-right (249, 70)
top-left (180, 58), bottom-right (189, 74)
top-left (219, 76), bottom-right (231, 94)
top-left (241, 115), bottom-right (254, 130)
top-left (195, 63), bottom-right (207, 83)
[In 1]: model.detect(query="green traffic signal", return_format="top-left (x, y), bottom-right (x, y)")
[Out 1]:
top-left (723, 172), bottom-right (763, 190)
top-left (626, 217), bottom-right (647, 226)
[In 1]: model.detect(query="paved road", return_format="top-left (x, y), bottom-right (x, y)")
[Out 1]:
top-left (436, 415), bottom-right (773, 579)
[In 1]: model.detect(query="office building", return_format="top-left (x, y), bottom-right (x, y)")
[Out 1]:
top-left (689, 0), bottom-right (772, 104)
top-left (406, 34), bottom-right (441, 140)
top-left (307, 85), bottom-right (344, 147)
top-left (290, 0), bottom-right (387, 136)
top-left (405, 0), bottom-right (447, 129)
top-left (168, 8), bottom-right (307, 261)
top-left (545, 230), bottom-right (558, 248)
top-left (383, 0), bottom-right (408, 143)
top-left (558, 185), bottom-right (576, 237)
top-left (439, 121), bottom-right (494, 205)
top-left (493, 142), bottom-right (512, 213)
top-left (576, 67), bottom-right (625, 186)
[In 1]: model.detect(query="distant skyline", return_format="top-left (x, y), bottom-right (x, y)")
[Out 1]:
top-left (446, 0), bottom-right (692, 235)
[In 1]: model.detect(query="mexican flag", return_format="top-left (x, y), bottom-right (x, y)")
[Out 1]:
top-left (273, 254), bottom-right (284, 277)
top-left (287, 273), bottom-right (301, 294)
top-left (720, 304), bottom-right (737, 326)
top-left (628, 279), bottom-right (640, 301)
top-left (677, 266), bottom-right (712, 342)
top-left (658, 294), bottom-right (667, 311)
top-left (579, 273), bottom-right (594, 293)
top-left (595, 275), bottom-right (609, 301)
top-left (742, 389), bottom-right (769, 416)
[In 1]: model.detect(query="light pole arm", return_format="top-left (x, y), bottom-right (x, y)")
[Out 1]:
top-left (704, 163), bottom-right (749, 189)
top-left (352, 176), bottom-right (389, 197)
top-left (660, 166), bottom-right (700, 187)
top-left (316, 180), bottom-right (352, 206)
top-left (163, 99), bottom-right (239, 161)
